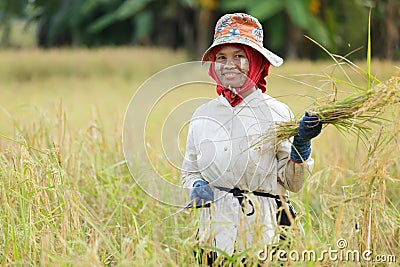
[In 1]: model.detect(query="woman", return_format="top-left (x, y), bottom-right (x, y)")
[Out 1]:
top-left (181, 13), bottom-right (321, 264)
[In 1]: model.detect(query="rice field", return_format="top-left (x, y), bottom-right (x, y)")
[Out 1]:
top-left (0, 47), bottom-right (398, 266)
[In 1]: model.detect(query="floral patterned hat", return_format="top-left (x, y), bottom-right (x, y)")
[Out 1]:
top-left (202, 13), bottom-right (283, 67)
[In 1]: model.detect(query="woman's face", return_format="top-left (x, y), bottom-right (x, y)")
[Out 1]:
top-left (215, 45), bottom-right (249, 89)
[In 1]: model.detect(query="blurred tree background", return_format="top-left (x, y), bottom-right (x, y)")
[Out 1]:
top-left (0, 0), bottom-right (399, 60)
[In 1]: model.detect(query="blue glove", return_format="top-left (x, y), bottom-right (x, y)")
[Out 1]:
top-left (290, 112), bottom-right (322, 163)
top-left (190, 180), bottom-right (214, 205)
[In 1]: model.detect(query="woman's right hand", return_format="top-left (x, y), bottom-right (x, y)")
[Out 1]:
top-left (190, 180), bottom-right (214, 205)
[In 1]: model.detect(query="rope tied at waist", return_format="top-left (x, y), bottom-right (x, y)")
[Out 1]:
top-left (215, 186), bottom-right (289, 216)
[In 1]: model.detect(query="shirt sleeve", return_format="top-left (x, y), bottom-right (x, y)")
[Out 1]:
top-left (181, 120), bottom-right (203, 196)
top-left (276, 137), bottom-right (314, 193)
top-left (274, 106), bottom-right (314, 193)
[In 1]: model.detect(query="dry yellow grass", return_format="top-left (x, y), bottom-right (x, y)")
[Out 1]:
top-left (0, 48), bottom-right (398, 266)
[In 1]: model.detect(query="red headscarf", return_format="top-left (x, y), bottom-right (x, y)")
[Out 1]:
top-left (208, 44), bottom-right (271, 106)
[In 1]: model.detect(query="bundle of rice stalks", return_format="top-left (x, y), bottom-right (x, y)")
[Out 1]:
top-left (273, 75), bottom-right (400, 144)
top-left (257, 14), bottom-right (400, 148)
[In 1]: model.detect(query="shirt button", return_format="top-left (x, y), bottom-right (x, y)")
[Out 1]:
top-left (224, 147), bottom-right (228, 151)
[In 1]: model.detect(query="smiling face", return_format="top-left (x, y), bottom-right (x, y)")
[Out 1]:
top-left (215, 45), bottom-right (250, 90)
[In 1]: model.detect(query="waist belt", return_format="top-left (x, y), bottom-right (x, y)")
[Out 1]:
top-left (214, 186), bottom-right (289, 216)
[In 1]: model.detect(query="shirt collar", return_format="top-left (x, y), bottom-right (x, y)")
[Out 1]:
top-left (236, 88), bottom-right (265, 107)
top-left (217, 88), bottom-right (266, 108)
top-left (217, 89), bottom-right (270, 108)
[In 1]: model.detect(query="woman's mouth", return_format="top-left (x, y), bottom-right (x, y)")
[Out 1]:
top-left (223, 72), bottom-right (242, 79)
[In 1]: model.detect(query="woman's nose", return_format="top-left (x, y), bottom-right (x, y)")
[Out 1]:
top-left (224, 58), bottom-right (237, 68)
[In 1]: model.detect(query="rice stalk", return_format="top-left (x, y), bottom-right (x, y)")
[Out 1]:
top-left (269, 75), bottom-right (400, 145)
top-left (258, 12), bottom-right (400, 148)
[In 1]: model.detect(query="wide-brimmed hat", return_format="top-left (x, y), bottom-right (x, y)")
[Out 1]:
top-left (202, 13), bottom-right (283, 67)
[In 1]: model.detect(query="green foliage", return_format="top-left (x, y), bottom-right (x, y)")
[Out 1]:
top-left (0, 0), bottom-right (398, 59)
top-left (22, 0), bottom-right (199, 48)
top-left (220, 0), bottom-right (332, 58)
top-left (322, 0), bottom-right (369, 58)
top-left (87, 0), bottom-right (152, 33)
top-left (247, 0), bottom-right (285, 21)
top-left (0, 0), bottom-right (29, 46)
top-left (285, 0), bottom-right (310, 29)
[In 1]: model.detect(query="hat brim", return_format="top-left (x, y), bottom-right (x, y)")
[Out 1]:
top-left (201, 39), bottom-right (283, 67)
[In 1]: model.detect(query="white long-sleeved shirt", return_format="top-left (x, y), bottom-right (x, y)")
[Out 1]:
top-left (181, 89), bottom-right (313, 255)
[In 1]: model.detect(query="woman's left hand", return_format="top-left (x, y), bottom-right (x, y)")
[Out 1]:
top-left (296, 112), bottom-right (322, 142)
top-left (290, 112), bottom-right (322, 163)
